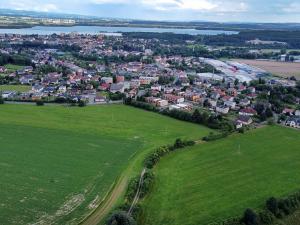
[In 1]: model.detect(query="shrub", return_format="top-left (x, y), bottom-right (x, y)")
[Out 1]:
top-left (0, 96), bottom-right (4, 104)
top-left (78, 100), bottom-right (86, 107)
top-left (36, 100), bottom-right (44, 106)
top-left (242, 209), bottom-right (260, 225)
top-left (106, 211), bottom-right (136, 225)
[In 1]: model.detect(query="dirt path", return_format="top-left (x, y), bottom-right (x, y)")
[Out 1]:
top-left (128, 168), bottom-right (146, 215)
top-left (80, 175), bottom-right (128, 225)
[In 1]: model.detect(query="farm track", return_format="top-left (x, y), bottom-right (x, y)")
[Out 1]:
top-left (80, 175), bottom-right (128, 225)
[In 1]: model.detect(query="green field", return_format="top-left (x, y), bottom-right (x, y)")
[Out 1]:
top-left (142, 126), bottom-right (300, 225)
top-left (0, 85), bottom-right (31, 92)
top-left (0, 104), bottom-right (211, 225)
top-left (5, 64), bottom-right (24, 72)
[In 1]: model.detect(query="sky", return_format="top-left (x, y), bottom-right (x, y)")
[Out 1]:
top-left (0, 0), bottom-right (300, 22)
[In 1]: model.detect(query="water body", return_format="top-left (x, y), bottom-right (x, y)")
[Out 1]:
top-left (0, 25), bottom-right (238, 36)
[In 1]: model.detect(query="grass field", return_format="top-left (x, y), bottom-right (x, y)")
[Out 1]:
top-left (0, 85), bottom-right (31, 92)
top-left (235, 59), bottom-right (300, 78)
top-left (4, 64), bottom-right (24, 72)
top-left (142, 126), bottom-right (300, 225)
top-left (0, 104), bottom-right (211, 225)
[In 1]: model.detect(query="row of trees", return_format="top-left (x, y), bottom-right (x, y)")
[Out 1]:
top-left (144, 139), bottom-right (195, 169)
top-left (125, 170), bottom-right (154, 204)
top-left (0, 53), bottom-right (31, 66)
top-left (218, 191), bottom-right (300, 225)
top-left (124, 98), bottom-right (235, 132)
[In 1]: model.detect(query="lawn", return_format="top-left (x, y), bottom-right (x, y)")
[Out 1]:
top-left (4, 64), bottom-right (24, 72)
top-left (141, 126), bottom-right (300, 225)
top-left (0, 84), bottom-right (31, 92)
top-left (0, 104), bottom-right (211, 225)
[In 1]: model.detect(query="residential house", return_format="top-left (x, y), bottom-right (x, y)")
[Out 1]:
top-left (283, 108), bottom-right (295, 116)
top-left (101, 77), bottom-right (113, 84)
top-left (110, 83), bottom-right (125, 93)
top-left (19, 75), bottom-right (34, 85)
top-left (216, 105), bottom-right (230, 114)
top-left (239, 99), bottom-right (250, 107)
top-left (164, 94), bottom-right (184, 104)
top-left (239, 107), bottom-right (257, 116)
top-left (224, 100), bottom-right (236, 109)
top-left (285, 116), bottom-right (300, 128)
top-left (236, 115), bottom-right (253, 125)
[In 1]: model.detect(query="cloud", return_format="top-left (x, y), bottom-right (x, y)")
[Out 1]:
top-left (1, 0), bottom-right (299, 22)
top-left (282, 2), bottom-right (300, 13)
top-left (140, 0), bottom-right (248, 13)
top-left (90, 0), bottom-right (128, 4)
top-left (141, 0), bottom-right (217, 11)
top-left (2, 0), bottom-right (58, 12)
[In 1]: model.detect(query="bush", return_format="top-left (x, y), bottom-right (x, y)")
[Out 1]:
top-left (36, 100), bottom-right (44, 106)
top-left (78, 100), bottom-right (86, 107)
top-left (242, 209), bottom-right (260, 225)
top-left (0, 96), bottom-right (4, 104)
top-left (106, 211), bottom-right (136, 225)
top-left (202, 131), bottom-right (229, 141)
top-left (258, 210), bottom-right (274, 224)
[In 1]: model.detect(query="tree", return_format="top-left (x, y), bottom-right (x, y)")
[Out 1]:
top-left (174, 138), bottom-right (184, 149)
top-left (106, 211), bottom-right (136, 225)
top-left (265, 107), bottom-right (273, 118)
top-left (0, 95), bottom-right (4, 104)
top-left (234, 78), bottom-right (239, 86)
top-left (242, 208), bottom-right (260, 225)
top-left (192, 109), bottom-right (202, 123)
top-left (266, 197), bottom-right (279, 216)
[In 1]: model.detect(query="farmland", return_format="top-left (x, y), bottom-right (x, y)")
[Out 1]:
top-left (0, 104), bottom-right (211, 225)
top-left (141, 126), bottom-right (300, 225)
top-left (235, 59), bottom-right (300, 78)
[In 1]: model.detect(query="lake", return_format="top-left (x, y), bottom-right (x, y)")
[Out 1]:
top-left (0, 26), bottom-right (238, 36)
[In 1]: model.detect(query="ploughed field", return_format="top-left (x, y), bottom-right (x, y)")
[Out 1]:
top-left (235, 59), bottom-right (300, 78)
top-left (142, 126), bottom-right (300, 225)
top-left (0, 104), bottom-right (211, 225)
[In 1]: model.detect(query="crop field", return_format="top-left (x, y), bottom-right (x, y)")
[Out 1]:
top-left (142, 126), bottom-right (300, 225)
top-left (0, 85), bottom-right (31, 92)
top-left (235, 59), bottom-right (300, 78)
top-left (0, 104), bottom-right (211, 225)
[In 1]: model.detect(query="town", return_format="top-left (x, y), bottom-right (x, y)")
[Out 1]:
top-left (0, 32), bottom-right (299, 131)
top-left (2, 3), bottom-right (300, 225)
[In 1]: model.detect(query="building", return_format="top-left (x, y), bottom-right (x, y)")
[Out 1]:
top-left (286, 116), bottom-right (300, 128)
top-left (164, 94), bottom-right (184, 104)
top-left (224, 101), bottom-right (236, 109)
top-left (216, 105), bottom-right (230, 114)
top-left (239, 107), bottom-right (257, 116)
top-left (110, 83), bottom-right (125, 93)
top-left (236, 115), bottom-right (253, 125)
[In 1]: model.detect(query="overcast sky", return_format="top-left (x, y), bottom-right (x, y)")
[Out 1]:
top-left (1, 0), bottom-right (300, 22)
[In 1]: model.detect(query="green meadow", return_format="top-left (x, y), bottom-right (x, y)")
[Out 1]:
top-left (142, 126), bottom-right (300, 225)
top-left (0, 85), bottom-right (31, 92)
top-left (0, 104), bottom-right (211, 225)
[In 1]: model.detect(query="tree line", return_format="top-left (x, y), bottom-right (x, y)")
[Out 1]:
top-left (124, 98), bottom-right (235, 133)
top-left (217, 191), bottom-right (300, 225)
